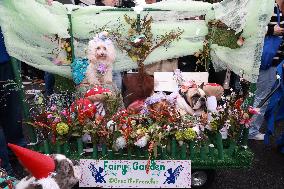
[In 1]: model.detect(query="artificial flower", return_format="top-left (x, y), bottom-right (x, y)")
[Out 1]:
top-left (248, 106), bottom-right (260, 115)
top-left (115, 136), bottom-right (127, 150)
top-left (183, 128), bottom-right (196, 141)
top-left (134, 135), bottom-right (149, 148)
top-left (56, 122), bottom-right (69, 135)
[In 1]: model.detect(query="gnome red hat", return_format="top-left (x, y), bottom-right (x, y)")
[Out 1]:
top-left (84, 86), bottom-right (111, 98)
top-left (8, 143), bottom-right (55, 179)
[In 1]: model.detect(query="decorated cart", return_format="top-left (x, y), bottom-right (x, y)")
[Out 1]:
top-left (0, 0), bottom-right (275, 188)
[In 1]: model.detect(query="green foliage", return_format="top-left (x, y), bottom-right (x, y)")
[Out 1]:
top-left (54, 75), bottom-right (75, 92)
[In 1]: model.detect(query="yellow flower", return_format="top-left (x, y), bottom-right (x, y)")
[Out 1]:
top-left (175, 131), bottom-right (184, 141)
top-left (183, 128), bottom-right (196, 141)
top-left (67, 47), bottom-right (72, 52)
top-left (56, 122), bottom-right (69, 135)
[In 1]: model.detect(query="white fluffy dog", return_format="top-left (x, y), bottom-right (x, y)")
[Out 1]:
top-left (85, 32), bottom-right (116, 86)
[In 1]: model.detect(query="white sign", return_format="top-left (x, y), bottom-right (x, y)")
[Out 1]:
top-left (154, 72), bottom-right (209, 92)
top-left (80, 160), bottom-right (191, 188)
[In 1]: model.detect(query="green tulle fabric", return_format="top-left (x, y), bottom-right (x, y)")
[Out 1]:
top-left (0, 0), bottom-right (274, 82)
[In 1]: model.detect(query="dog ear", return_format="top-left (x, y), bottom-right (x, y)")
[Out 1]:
top-left (199, 82), bottom-right (204, 89)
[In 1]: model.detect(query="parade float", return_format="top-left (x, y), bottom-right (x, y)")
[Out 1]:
top-left (0, 0), bottom-right (275, 188)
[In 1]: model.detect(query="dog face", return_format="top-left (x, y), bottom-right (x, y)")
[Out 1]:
top-left (87, 36), bottom-right (116, 64)
top-left (185, 87), bottom-right (206, 112)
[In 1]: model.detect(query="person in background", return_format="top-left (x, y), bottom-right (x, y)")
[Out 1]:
top-left (0, 27), bottom-right (26, 175)
top-left (44, 72), bottom-right (55, 96)
top-left (249, 0), bottom-right (284, 140)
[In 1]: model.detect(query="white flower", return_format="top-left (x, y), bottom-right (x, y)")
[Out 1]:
top-left (134, 136), bottom-right (149, 148)
top-left (131, 120), bottom-right (137, 126)
top-left (219, 127), bottom-right (228, 139)
top-left (115, 136), bottom-right (127, 150)
top-left (82, 133), bottom-right (92, 143)
top-left (208, 144), bottom-right (214, 148)
top-left (106, 120), bottom-right (116, 131)
top-left (192, 125), bottom-right (201, 135)
top-left (242, 145), bottom-right (248, 149)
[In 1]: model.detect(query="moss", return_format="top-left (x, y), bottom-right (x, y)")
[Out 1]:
top-left (208, 20), bottom-right (241, 49)
top-left (54, 75), bottom-right (76, 92)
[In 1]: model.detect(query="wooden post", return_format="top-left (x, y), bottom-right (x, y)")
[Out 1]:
top-left (56, 142), bottom-right (61, 154)
top-left (10, 58), bottom-right (37, 143)
top-left (228, 140), bottom-right (237, 157)
top-left (127, 147), bottom-right (132, 159)
top-left (102, 144), bottom-right (107, 158)
top-left (216, 133), bottom-right (224, 160)
top-left (181, 143), bottom-right (187, 160)
top-left (63, 143), bottom-right (69, 157)
top-left (108, 150), bottom-right (114, 159)
top-left (189, 142), bottom-right (195, 159)
top-left (67, 13), bottom-right (75, 62)
top-left (92, 143), bottom-right (98, 159)
top-left (43, 140), bottom-right (50, 154)
top-left (77, 138), bottom-right (83, 157)
top-left (200, 145), bottom-right (207, 160)
top-left (171, 139), bottom-right (177, 159)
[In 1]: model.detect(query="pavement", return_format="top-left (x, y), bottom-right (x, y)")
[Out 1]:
top-left (211, 122), bottom-right (284, 189)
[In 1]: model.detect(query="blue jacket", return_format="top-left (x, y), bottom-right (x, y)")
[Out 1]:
top-left (264, 61), bottom-right (284, 145)
top-left (0, 27), bottom-right (10, 64)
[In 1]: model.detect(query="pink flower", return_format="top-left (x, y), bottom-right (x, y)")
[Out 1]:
top-left (51, 105), bottom-right (57, 111)
top-left (53, 117), bottom-right (61, 123)
top-left (52, 58), bottom-right (62, 66)
top-left (61, 110), bottom-right (68, 117)
top-left (237, 36), bottom-right (245, 46)
top-left (46, 0), bottom-right (53, 6)
top-left (240, 118), bottom-right (252, 128)
top-left (248, 106), bottom-right (260, 115)
top-left (47, 114), bottom-right (53, 119)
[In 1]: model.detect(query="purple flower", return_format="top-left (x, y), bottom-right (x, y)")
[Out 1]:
top-left (97, 63), bottom-right (107, 75)
top-left (54, 117), bottom-right (61, 123)
top-left (50, 105), bottom-right (57, 111)
top-left (61, 110), bottom-right (68, 116)
top-left (47, 114), bottom-right (53, 119)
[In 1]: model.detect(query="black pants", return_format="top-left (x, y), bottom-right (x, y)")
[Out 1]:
top-left (0, 61), bottom-right (25, 144)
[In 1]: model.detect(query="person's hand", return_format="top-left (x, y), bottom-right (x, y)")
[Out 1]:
top-left (273, 25), bottom-right (284, 36)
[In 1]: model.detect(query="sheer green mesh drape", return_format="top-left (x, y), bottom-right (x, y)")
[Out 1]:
top-left (0, 0), bottom-right (274, 82)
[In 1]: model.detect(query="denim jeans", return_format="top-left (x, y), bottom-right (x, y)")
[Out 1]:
top-left (44, 72), bottom-right (55, 96)
top-left (249, 67), bottom-right (277, 138)
top-left (112, 71), bottom-right (122, 91)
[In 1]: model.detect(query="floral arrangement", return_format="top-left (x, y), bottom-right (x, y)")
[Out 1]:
top-left (28, 87), bottom-right (259, 150)
top-left (27, 90), bottom-right (122, 145)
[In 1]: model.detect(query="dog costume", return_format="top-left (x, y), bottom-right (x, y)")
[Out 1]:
top-left (8, 144), bottom-right (80, 189)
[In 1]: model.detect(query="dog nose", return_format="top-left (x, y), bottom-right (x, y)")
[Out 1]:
top-left (200, 97), bottom-right (206, 102)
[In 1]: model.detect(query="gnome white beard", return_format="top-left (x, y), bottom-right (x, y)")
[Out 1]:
top-left (35, 177), bottom-right (60, 189)
top-left (16, 176), bottom-right (60, 189)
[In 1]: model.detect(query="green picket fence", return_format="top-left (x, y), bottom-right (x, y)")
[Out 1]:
top-left (34, 131), bottom-right (253, 170)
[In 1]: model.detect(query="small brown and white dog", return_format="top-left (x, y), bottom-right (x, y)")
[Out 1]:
top-left (176, 82), bottom-right (224, 116)
top-left (176, 83), bottom-right (207, 116)
top-left (84, 31), bottom-right (116, 86)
